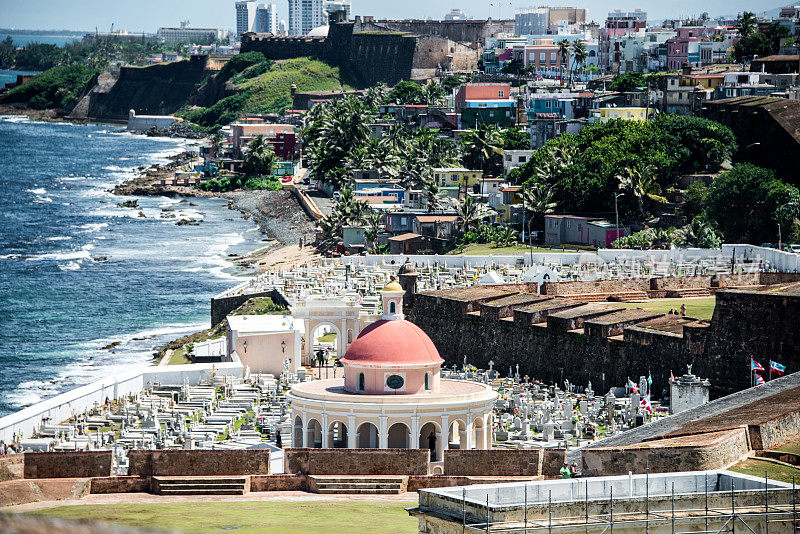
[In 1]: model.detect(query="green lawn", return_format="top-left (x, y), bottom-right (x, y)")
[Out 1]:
top-left (774, 440), bottom-right (800, 455)
top-left (450, 244), bottom-right (579, 255)
top-left (27, 501), bottom-right (418, 534)
top-left (607, 298), bottom-right (717, 321)
top-left (168, 347), bottom-right (191, 366)
top-left (729, 458), bottom-right (800, 484)
top-left (317, 332), bottom-right (337, 342)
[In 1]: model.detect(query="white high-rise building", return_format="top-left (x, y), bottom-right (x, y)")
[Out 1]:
top-left (288, 0), bottom-right (324, 36)
top-left (256, 3), bottom-right (278, 33)
top-left (236, 1), bottom-right (258, 35)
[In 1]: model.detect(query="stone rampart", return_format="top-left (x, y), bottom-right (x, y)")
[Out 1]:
top-left (23, 451), bottom-right (112, 479)
top-left (581, 428), bottom-right (750, 476)
top-left (443, 449), bottom-right (565, 477)
top-left (285, 448), bottom-right (430, 475)
top-left (90, 476), bottom-right (150, 494)
top-left (211, 288), bottom-right (289, 326)
top-left (0, 478), bottom-right (91, 507)
top-left (128, 449), bottom-right (271, 477)
top-left (0, 455), bottom-right (23, 482)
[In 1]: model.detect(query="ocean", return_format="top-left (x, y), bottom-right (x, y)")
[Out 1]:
top-left (0, 69), bottom-right (39, 87)
top-left (2, 33), bottom-right (81, 47)
top-left (0, 117), bottom-right (265, 417)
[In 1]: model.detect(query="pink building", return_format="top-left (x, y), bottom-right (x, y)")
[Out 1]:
top-left (516, 39), bottom-right (565, 70)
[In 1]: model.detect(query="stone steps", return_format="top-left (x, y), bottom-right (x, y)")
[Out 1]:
top-left (665, 288), bottom-right (712, 298)
top-left (152, 476), bottom-right (249, 496)
top-left (309, 475), bottom-right (406, 495)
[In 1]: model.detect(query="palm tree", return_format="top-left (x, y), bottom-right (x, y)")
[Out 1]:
top-left (522, 181), bottom-right (557, 243)
top-left (678, 218), bottom-right (722, 249)
top-left (210, 132), bottom-right (222, 159)
top-left (364, 139), bottom-right (402, 177)
top-left (617, 165), bottom-right (667, 221)
top-left (494, 225), bottom-right (519, 247)
top-left (557, 39), bottom-right (571, 86)
top-left (571, 41), bottom-right (588, 81)
top-left (737, 11), bottom-right (756, 38)
top-left (460, 125), bottom-right (504, 178)
top-left (456, 195), bottom-right (493, 233)
top-left (363, 210), bottom-right (384, 253)
top-left (243, 135), bottom-right (277, 175)
top-left (422, 81), bottom-right (446, 106)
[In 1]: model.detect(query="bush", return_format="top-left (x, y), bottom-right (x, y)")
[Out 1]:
top-left (1, 64), bottom-right (97, 109)
top-left (198, 175), bottom-right (282, 192)
top-left (217, 52), bottom-right (266, 82)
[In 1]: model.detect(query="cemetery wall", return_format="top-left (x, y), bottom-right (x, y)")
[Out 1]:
top-left (90, 476), bottom-right (150, 494)
top-left (581, 428), bottom-right (749, 476)
top-left (250, 474), bottom-right (308, 492)
top-left (443, 449), bottom-right (564, 477)
top-left (23, 451), bottom-right (112, 479)
top-left (0, 455), bottom-right (24, 482)
top-left (127, 449), bottom-right (271, 476)
top-left (284, 448), bottom-right (430, 475)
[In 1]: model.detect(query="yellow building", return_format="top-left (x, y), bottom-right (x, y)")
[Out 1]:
top-left (589, 107), bottom-right (649, 123)
top-left (432, 168), bottom-right (482, 188)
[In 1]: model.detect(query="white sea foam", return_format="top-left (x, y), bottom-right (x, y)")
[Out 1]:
top-left (30, 243), bottom-right (94, 262)
top-left (58, 261), bottom-right (81, 271)
top-left (45, 236), bottom-right (72, 241)
top-left (79, 222), bottom-right (109, 233)
top-left (27, 188), bottom-right (47, 195)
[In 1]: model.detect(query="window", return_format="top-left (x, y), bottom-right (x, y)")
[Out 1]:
top-left (498, 90), bottom-right (505, 97)
top-left (519, 156), bottom-right (527, 163)
top-left (550, 52), bottom-right (556, 62)
top-left (540, 52), bottom-right (545, 61)
top-left (358, 373), bottom-right (365, 391)
top-left (425, 374), bottom-right (430, 390)
top-left (389, 301), bottom-right (396, 314)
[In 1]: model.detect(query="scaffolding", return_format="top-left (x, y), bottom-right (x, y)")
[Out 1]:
top-left (453, 473), bottom-right (800, 534)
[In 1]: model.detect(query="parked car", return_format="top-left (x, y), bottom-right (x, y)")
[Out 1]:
top-left (790, 244), bottom-right (800, 254)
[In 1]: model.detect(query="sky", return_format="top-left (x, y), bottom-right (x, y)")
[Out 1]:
top-left (0, 0), bottom-right (783, 33)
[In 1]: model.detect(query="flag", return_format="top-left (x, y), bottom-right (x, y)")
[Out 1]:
top-left (755, 374), bottom-right (765, 385)
top-left (647, 373), bottom-right (652, 386)
top-left (627, 378), bottom-right (639, 392)
top-left (669, 371), bottom-right (675, 383)
top-left (770, 360), bottom-right (787, 376)
top-left (640, 393), bottom-right (653, 414)
top-left (751, 359), bottom-right (765, 372)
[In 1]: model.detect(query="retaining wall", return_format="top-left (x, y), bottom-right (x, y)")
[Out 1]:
top-left (443, 449), bottom-right (564, 477)
top-left (23, 451), bottom-right (112, 479)
top-left (285, 448), bottom-right (430, 475)
top-left (128, 449), bottom-right (271, 477)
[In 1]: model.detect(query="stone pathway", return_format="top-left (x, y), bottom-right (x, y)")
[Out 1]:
top-left (5, 490), bottom-right (419, 513)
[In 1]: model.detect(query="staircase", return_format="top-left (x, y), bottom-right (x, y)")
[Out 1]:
top-left (308, 475), bottom-right (407, 495)
top-left (664, 288), bottom-right (712, 298)
top-left (152, 476), bottom-right (250, 496)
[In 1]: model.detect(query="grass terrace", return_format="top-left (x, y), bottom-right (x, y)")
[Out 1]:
top-left (729, 458), bottom-right (800, 484)
top-left (27, 500), bottom-right (419, 534)
top-left (608, 297), bottom-right (717, 321)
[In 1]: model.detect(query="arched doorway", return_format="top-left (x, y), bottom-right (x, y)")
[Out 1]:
top-left (419, 421), bottom-right (442, 461)
top-left (387, 422), bottom-right (410, 449)
top-left (311, 323), bottom-right (341, 361)
top-left (306, 418), bottom-right (322, 448)
top-left (448, 419), bottom-right (467, 449)
top-left (293, 416), bottom-right (303, 447)
top-left (327, 420), bottom-right (348, 448)
top-left (473, 417), bottom-right (486, 450)
top-left (357, 422), bottom-right (378, 448)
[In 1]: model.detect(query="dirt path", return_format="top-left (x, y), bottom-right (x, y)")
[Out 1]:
top-left (5, 491), bottom-right (418, 513)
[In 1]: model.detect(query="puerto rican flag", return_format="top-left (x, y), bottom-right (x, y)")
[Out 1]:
top-left (640, 393), bottom-right (653, 414)
top-left (626, 378), bottom-right (639, 392)
top-left (751, 359), bottom-right (765, 372)
top-left (669, 371), bottom-right (675, 384)
top-left (770, 360), bottom-right (787, 376)
top-left (755, 374), bottom-right (765, 386)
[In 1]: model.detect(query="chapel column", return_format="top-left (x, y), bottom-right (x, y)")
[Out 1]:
top-left (378, 414), bottom-right (388, 449)
top-left (347, 415), bottom-right (357, 449)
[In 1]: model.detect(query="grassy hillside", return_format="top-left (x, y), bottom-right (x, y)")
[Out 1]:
top-left (181, 57), bottom-right (354, 131)
top-left (1, 65), bottom-right (97, 109)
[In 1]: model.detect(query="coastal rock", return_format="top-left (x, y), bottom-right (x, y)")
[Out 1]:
top-left (101, 341), bottom-right (121, 350)
top-left (117, 199), bottom-right (139, 208)
top-left (176, 218), bottom-right (200, 226)
top-left (138, 211), bottom-right (146, 218)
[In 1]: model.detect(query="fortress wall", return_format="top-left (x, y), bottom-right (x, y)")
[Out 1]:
top-left (0, 455), bottom-right (23, 482)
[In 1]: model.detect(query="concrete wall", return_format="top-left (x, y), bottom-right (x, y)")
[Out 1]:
top-left (90, 476), bottom-right (150, 494)
top-left (0, 478), bottom-right (90, 508)
top-left (211, 288), bottom-right (289, 327)
top-left (0, 361), bottom-right (244, 443)
top-left (285, 448), bottom-right (430, 475)
top-left (23, 451), bottom-right (112, 479)
top-left (128, 450), bottom-right (271, 476)
top-left (443, 449), bottom-right (564, 477)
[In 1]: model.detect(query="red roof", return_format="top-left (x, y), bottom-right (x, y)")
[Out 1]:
top-left (342, 320), bottom-right (443, 366)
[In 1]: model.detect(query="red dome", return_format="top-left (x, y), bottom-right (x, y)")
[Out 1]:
top-left (342, 320), bottom-right (443, 366)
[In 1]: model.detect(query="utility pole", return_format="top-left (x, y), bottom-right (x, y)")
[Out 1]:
top-left (614, 193), bottom-right (623, 246)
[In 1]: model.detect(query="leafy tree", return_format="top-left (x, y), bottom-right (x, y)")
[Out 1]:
top-left (678, 217), bottom-right (723, 249)
top-left (609, 72), bottom-right (648, 92)
top-left (557, 39), bottom-right (571, 82)
top-left (501, 59), bottom-right (525, 75)
top-left (386, 81), bottom-right (424, 105)
top-left (681, 181), bottom-right (708, 221)
top-left (441, 75), bottom-right (465, 92)
top-left (703, 164), bottom-right (800, 244)
top-left (733, 22), bottom-right (790, 63)
top-left (494, 225), bottom-right (519, 247)
top-left (422, 81), bottom-right (446, 106)
top-left (1, 65), bottom-right (97, 109)
top-left (522, 181), bottom-right (557, 241)
top-left (500, 127), bottom-right (531, 150)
